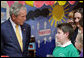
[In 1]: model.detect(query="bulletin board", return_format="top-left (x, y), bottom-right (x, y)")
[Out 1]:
top-left (1, 1), bottom-right (83, 57)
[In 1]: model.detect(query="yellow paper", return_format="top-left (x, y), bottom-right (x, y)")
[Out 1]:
top-left (25, 1), bottom-right (34, 7)
top-left (79, 1), bottom-right (83, 3)
top-left (58, 1), bottom-right (66, 5)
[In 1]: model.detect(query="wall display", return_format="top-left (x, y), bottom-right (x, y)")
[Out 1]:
top-left (1, 8), bottom-right (6, 23)
top-left (1, 1), bottom-right (83, 57)
top-left (1, 1), bottom-right (10, 19)
top-left (48, 1), bottom-right (78, 27)
top-left (26, 16), bottom-right (56, 57)
top-left (25, 1), bottom-right (79, 57)
top-left (25, 4), bottom-right (56, 57)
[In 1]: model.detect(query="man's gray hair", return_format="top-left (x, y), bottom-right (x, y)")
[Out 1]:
top-left (9, 2), bottom-right (26, 17)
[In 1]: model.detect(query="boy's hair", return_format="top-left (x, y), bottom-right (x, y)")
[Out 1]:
top-left (79, 18), bottom-right (83, 27)
top-left (57, 23), bottom-right (74, 40)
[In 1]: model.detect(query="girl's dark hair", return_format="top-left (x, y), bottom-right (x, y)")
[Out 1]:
top-left (79, 17), bottom-right (83, 27)
top-left (73, 8), bottom-right (83, 19)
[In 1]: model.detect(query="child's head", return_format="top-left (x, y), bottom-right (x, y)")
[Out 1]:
top-left (56, 23), bottom-right (74, 43)
top-left (73, 8), bottom-right (83, 27)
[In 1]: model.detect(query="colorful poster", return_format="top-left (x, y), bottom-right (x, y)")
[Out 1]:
top-left (25, 1), bottom-right (78, 57)
top-left (1, 8), bottom-right (6, 23)
top-left (25, 4), bottom-right (56, 57)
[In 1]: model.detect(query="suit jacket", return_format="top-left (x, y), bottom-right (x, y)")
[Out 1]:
top-left (1, 19), bottom-right (31, 57)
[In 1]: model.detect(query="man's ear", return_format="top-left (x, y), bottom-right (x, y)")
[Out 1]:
top-left (11, 14), bottom-right (16, 20)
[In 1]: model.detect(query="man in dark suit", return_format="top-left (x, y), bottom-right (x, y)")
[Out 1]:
top-left (1, 2), bottom-right (31, 57)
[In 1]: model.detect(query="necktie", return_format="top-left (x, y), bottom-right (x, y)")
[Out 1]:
top-left (16, 25), bottom-right (23, 51)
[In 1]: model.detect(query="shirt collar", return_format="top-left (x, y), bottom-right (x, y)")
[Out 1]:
top-left (9, 17), bottom-right (16, 27)
top-left (60, 41), bottom-right (72, 47)
top-left (9, 17), bottom-right (20, 27)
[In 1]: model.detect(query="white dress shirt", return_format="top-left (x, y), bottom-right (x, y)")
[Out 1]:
top-left (9, 18), bottom-right (23, 40)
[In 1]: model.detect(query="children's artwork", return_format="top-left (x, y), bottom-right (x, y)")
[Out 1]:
top-left (1, 8), bottom-right (6, 23)
top-left (25, 1), bottom-right (79, 57)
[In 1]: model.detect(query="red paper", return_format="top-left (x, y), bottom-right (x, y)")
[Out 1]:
top-left (68, 1), bottom-right (76, 5)
top-left (1, 55), bottom-right (9, 57)
top-left (34, 1), bottom-right (45, 8)
top-left (45, 1), bottom-right (55, 5)
top-left (18, 1), bottom-right (25, 5)
top-left (7, 1), bottom-right (14, 7)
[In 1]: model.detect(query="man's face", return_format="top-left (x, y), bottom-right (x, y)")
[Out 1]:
top-left (14, 9), bottom-right (27, 25)
top-left (56, 28), bottom-right (66, 43)
top-left (74, 12), bottom-right (82, 23)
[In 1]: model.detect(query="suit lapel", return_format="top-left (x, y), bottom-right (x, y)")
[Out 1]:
top-left (7, 20), bottom-right (22, 52)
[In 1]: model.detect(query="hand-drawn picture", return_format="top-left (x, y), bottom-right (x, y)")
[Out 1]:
top-left (1, 8), bottom-right (6, 23)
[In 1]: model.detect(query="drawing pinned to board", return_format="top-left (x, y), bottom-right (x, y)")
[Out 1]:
top-left (1, 8), bottom-right (6, 23)
top-left (44, 21), bottom-right (47, 29)
top-left (37, 22), bottom-right (40, 30)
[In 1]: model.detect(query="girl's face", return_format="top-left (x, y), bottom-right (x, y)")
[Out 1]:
top-left (74, 12), bottom-right (82, 23)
